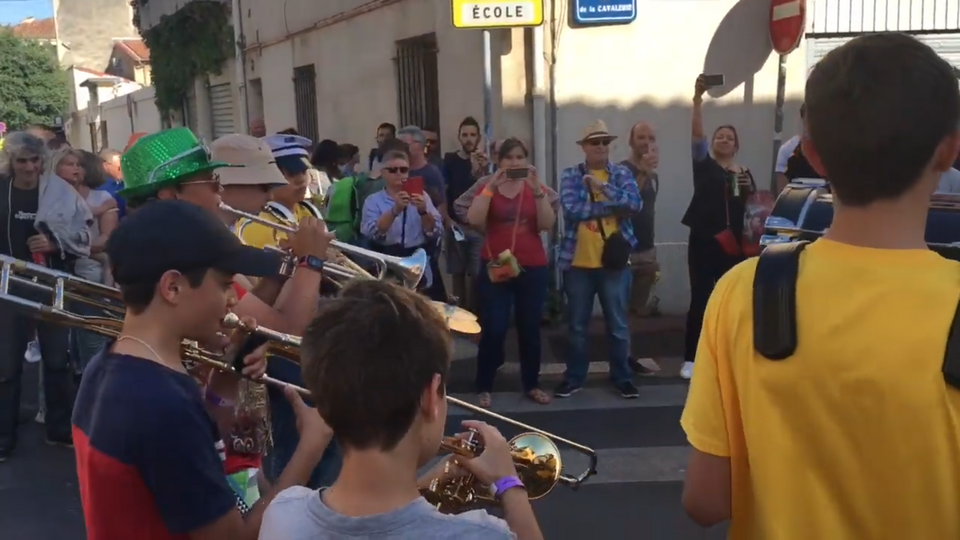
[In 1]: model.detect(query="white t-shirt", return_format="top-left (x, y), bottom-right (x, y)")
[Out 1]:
top-left (74, 190), bottom-right (114, 282)
top-left (775, 135), bottom-right (802, 174)
top-left (258, 486), bottom-right (516, 540)
top-left (937, 168), bottom-right (960, 194)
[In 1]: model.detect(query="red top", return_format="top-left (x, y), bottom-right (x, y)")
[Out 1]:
top-left (232, 283), bottom-right (247, 301)
top-left (482, 185), bottom-right (547, 267)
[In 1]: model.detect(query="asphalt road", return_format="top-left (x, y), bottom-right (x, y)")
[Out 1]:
top-left (1, 320), bottom-right (729, 539)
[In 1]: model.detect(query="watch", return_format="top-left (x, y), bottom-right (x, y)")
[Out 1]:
top-left (489, 476), bottom-right (525, 499)
top-left (297, 255), bottom-right (324, 273)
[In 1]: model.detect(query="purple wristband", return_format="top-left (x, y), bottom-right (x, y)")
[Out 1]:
top-left (492, 476), bottom-right (524, 498)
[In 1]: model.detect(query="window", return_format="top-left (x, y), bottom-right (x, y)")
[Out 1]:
top-left (394, 33), bottom-right (441, 134)
top-left (293, 65), bottom-right (319, 143)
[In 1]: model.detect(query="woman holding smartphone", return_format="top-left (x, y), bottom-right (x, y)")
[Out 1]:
top-left (455, 138), bottom-right (558, 408)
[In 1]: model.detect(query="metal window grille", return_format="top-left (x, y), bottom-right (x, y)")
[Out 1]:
top-left (807, 0), bottom-right (960, 37)
top-left (208, 82), bottom-right (235, 139)
top-left (394, 34), bottom-right (441, 134)
top-left (293, 65), bottom-right (319, 144)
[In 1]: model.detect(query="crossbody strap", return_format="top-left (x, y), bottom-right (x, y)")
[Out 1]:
top-left (587, 187), bottom-right (610, 240)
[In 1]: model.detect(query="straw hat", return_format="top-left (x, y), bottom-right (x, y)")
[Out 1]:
top-left (211, 134), bottom-right (287, 187)
top-left (576, 120), bottom-right (618, 145)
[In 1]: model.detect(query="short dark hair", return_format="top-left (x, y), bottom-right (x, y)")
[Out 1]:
top-left (497, 137), bottom-right (528, 161)
top-left (336, 143), bottom-right (359, 162)
top-left (379, 137), bottom-right (410, 155)
top-left (807, 33), bottom-right (960, 206)
top-left (377, 123), bottom-right (397, 136)
top-left (119, 267), bottom-right (208, 314)
top-left (278, 127), bottom-right (299, 135)
top-left (458, 116), bottom-right (480, 135)
top-left (381, 150), bottom-right (408, 163)
top-left (78, 150), bottom-right (107, 189)
top-left (300, 280), bottom-right (451, 451)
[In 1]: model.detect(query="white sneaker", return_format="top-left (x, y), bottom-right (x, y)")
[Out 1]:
top-left (24, 340), bottom-right (41, 364)
top-left (35, 408), bottom-right (45, 424)
top-left (680, 361), bottom-right (694, 380)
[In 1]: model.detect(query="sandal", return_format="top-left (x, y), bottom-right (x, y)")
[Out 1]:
top-left (527, 388), bottom-right (551, 405)
top-left (478, 392), bottom-right (492, 408)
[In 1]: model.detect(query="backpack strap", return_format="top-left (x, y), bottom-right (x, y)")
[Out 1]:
top-left (942, 297), bottom-right (960, 389)
top-left (298, 200), bottom-right (322, 219)
top-left (752, 241), bottom-right (809, 360)
top-left (264, 201), bottom-right (297, 224)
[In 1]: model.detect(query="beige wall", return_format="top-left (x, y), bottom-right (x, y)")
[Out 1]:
top-left (243, 0), bottom-right (529, 155)
top-left (548, 0), bottom-right (808, 313)
top-left (72, 87), bottom-right (163, 152)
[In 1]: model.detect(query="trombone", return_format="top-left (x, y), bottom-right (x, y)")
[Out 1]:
top-left (220, 203), bottom-right (428, 289)
top-left (0, 254), bottom-right (598, 507)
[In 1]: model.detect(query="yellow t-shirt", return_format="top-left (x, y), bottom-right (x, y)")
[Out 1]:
top-left (571, 170), bottom-right (619, 269)
top-left (681, 239), bottom-right (960, 539)
top-left (237, 203), bottom-right (317, 249)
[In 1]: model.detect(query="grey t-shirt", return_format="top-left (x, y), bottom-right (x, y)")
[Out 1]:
top-left (258, 486), bottom-right (516, 540)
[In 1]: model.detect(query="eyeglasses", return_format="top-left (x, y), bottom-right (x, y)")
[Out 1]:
top-left (181, 172), bottom-right (223, 193)
top-left (384, 166), bottom-right (409, 174)
top-left (14, 156), bottom-right (40, 164)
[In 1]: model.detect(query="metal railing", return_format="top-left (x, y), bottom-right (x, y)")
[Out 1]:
top-left (394, 34), bottom-right (441, 130)
top-left (808, 0), bottom-right (960, 37)
top-left (293, 64), bottom-right (319, 144)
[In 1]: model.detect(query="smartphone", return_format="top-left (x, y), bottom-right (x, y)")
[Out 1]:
top-left (700, 73), bottom-right (725, 88)
top-left (505, 168), bottom-right (528, 180)
top-left (404, 176), bottom-right (424, 195)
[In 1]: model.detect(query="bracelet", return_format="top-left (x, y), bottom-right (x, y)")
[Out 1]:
top-left (490, 476), bottom-right (525, 499)
top-left (481, 188), bottom-right (494, 197)
top-left (205, 390), bottom-right (236, 409)
top-left (533, 190), bottom-right (546, 199)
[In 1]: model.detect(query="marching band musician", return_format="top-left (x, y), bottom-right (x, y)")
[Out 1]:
top-left (231, 133), bottom-right (343, 491)
top-left (681, 34), bottom-right (960, 538)
top-left (117, 129), bottom-right (339, 495)
top-left (259, 280), bottom-right (541, 540)
top-left (72, 200), bottom-right (333, 540)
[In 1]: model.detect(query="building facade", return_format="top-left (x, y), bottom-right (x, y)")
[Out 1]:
top-left (127, 0), bottom-right (960, 313)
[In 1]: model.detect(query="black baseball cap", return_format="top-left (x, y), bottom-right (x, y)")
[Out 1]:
top-left (107, 199), bottom-right (282, 285)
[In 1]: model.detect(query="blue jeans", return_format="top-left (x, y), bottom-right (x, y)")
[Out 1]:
top-left (264, 358), bottom-right (342, 488)
top-left (70, 302), bottom-right (108, 375)
top-left (563, 268), bottom-right (633, 386)
top-left (476, 265), bottom-right (549, 393)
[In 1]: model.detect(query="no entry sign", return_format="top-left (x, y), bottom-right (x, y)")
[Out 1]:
top-left (769, 0), bottom-right (805, 55)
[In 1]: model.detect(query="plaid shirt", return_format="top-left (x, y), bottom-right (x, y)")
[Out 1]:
top-left (558, 162), bottom-right (643, 270)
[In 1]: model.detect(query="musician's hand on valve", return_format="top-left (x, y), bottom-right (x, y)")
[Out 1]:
top-left (284, 386), bottom-right (334, 455)
top-left (27, 234), bottom-right (55, 254)
top-left (289, 216), bottom-right (333, 260)
top-left (456, 420), bottom-right (517, 486)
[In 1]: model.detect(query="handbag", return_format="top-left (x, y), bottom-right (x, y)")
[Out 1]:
top-left (714, 176), bottom-right (743, 257)
top-left (587, 189), bottom-right (631, 271)
top-left (485, 186), bottom-right (524, 283)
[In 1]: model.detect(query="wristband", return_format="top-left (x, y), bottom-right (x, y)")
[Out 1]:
top-left (297, 255), bottom-right (324, 274)
top-left (490, 476), bottom-right (525, 499)
top-left (481, 188), bottom-right (494, 197)
top-left (205, 390), bottom-right (236, 409)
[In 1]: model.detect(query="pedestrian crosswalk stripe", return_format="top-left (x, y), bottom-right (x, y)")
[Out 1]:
top-left (447, 385), bottom-right (689, 415)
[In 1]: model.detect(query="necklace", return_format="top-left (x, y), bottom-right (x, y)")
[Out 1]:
top-left (116, 335), bottom-right (164, 364)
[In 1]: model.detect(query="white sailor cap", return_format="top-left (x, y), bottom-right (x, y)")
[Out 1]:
top-left (262, 134), bottom-right (313, 159)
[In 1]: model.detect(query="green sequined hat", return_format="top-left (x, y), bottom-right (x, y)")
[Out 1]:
top-left (119, 128), bottom-right (231, 200)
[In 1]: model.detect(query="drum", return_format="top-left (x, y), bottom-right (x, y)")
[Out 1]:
top-left (762, 179), bottom-right (960, 261)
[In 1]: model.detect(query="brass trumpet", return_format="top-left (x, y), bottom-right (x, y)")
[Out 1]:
top-left (221, 203), bottom-right (428, 289)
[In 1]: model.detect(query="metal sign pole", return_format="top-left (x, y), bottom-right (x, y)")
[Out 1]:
top-left (483, 29), bottom-right (494, 171)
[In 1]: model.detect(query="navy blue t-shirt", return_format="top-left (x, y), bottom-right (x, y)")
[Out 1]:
top-left (409, 164), bottom-right (446, 209)
top-left (73, 351), bottom-right (235, 538)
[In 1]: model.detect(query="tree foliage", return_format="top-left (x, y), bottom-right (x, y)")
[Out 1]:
top-left (0, 30), bottom-right (69, 129)
top-left (141, 1), bottom-right (233, 115)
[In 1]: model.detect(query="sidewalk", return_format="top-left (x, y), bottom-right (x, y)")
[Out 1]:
top-left (448, 314), bottom-right (686, 393)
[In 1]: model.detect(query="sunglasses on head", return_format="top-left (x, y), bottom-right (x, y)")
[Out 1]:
top-left (384, 166), bottom-right (409, 174)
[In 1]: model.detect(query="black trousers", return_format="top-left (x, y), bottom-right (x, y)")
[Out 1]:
top-left (0, 286), bottom-right (72, 450)
top-left (683, 235), bottom-right (742, 363)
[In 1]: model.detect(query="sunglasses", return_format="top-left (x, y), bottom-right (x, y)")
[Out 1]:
top-left (587, 139), bottom-right (611, 147)
top-left (384, 166), bottom-right (409, 174)
top-left (181, 173), bottom-right (223, 192)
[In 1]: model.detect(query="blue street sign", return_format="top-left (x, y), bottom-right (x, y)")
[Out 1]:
top-left (573, 0), bottom-right (637, 25)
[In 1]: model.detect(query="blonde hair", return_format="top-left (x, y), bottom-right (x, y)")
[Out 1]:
top-left (46, 147), bottom-right (81, 178)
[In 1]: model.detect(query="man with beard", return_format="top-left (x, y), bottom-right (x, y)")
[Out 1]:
top-left (442, 117), bottom-right (486, 309)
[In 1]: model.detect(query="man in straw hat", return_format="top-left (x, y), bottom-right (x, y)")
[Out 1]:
top-left (555, 120), bottom-right (642, 400)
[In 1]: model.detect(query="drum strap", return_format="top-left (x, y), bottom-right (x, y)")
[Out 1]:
top-left (942, 299), bottom-right (960, 390)
top-left (752, 241), bottom-right (809, 360)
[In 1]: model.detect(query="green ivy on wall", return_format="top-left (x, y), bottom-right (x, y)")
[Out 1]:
top-left (138, 1), bottom-right (234, 115)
